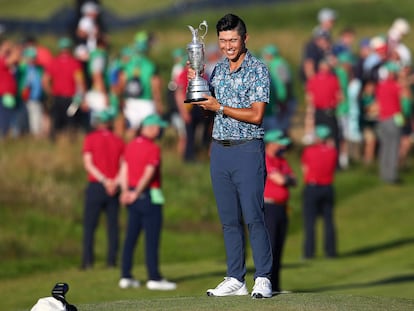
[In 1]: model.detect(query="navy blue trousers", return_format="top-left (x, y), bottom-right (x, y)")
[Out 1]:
top-left (303, 184), bottom-right (337, 258)
top-left (82, 182), bottom-right (120, 267)
top-left (210, 139), bottom-right (272, 282)
top-left (121, 189), bottom-right (162, 281)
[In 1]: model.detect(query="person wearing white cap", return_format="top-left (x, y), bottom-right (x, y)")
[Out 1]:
top-left (316, 8), bottom-right (337, 35)
top-left (300, 7), bottom-right (336, 83)
top-left (388, 18), bottom-right (410, 43)
top-left (386, 18), bottom-right (412, 168)
top-left (387, 19), bottom-right (412, 72)
top-left (387, 18), bottom-right (410, 57)
top-left (81, 0), bottom-right (99, 15)
top-left (76, 1), bottom-right (101, 52)
top-left (300, 27), bottom-right (333, 82)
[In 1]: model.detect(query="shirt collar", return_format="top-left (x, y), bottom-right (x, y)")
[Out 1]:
top-left (222, 49), bottom-right (251, 73)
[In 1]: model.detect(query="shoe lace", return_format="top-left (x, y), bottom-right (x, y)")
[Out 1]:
top-left (216, 277), bottom-right (232, 288)
top-left (217, 277), bottom-right (242, 291)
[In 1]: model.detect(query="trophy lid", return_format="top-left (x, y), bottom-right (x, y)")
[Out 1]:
top-left (187, 20), bottom-right (208, 44)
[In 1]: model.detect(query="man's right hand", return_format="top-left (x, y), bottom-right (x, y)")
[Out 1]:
top-left (187, 67), bottom-right (196, 80)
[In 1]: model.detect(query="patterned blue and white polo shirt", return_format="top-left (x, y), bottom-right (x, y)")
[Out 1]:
top-left (209, 50), bottom-right (270, 140)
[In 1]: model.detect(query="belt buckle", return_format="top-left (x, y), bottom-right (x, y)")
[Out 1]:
top-left (222, 140), bottom-right (231, 147)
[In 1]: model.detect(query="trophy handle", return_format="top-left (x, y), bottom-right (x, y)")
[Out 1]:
top-left (198, 20), bottom-right (208, 41)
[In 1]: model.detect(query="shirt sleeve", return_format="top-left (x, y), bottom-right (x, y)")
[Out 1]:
top-left (147, 144), bottom-right (161, 167)
top-left (250, 63), bottom-right (270, 104)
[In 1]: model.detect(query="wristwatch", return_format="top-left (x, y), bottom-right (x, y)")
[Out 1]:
top-left (217, 105), bottom-right (224, 116)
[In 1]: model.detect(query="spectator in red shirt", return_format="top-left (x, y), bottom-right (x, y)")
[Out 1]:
top-left (43, 37), bottom-right (86, 141)
top-left (304, 59), bottom-right (342, 150)
top-left (0, 40), bottom-right (19, 138)
top-left (263, 129), bottom-right (296, 294)
top-left (301, 125), bottom-right (338, 259)
top-left (81, 111), bottom-right (124, 269)
top-left (118, 114), bottom-right (176, 291)
top-left (375, 61), bottom-right (406, 183)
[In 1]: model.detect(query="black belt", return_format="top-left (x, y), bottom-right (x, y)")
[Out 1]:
top-left (316, 108), bottom-right (336, 116)
top-left (306, 183), bottom-right (331, 187)
top-left (213, 138), bottom-right (257, 147)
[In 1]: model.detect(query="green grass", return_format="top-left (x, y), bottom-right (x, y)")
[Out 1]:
top-left (1, 133), bottom-right (414, 310)
top-left (1, 0), bottom-right (414, 310)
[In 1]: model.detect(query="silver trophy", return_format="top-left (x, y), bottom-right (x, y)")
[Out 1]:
top-left (184, 20), bottom-right (211, 103)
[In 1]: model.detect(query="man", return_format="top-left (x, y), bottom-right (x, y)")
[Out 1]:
top-left (76, 1), bottom-right (101, 52)
top-left (332, 27), bottom-right (356, 57)
top-left (118, 114), bottom-right (176, 291)
top-left (300, 27), bottom-right (333, 83)
top-left (301, 125), bottom-right (338, 259)
top-left (0, 40), bottom-right (19, 138)
top-left (189, 13), bottom-right (273, 298)
top-left (20, 46), bottom-right (45, 138)
top-left (118, 31), bottom-right (164, 141)
top-left (42, 37), bottom-right (86, 141)
top-left (375, 61), bottom-right (406, 184)
top-left (304, 58), bottom-right (342, 149)
top-left (334, 52), bottom-right (355, 169)
top-left (387, 18), bottom-right (410, 57)
top-left (83, 36), bottom-right (110, 129)
top-left (81, 111), bottom-right (124, 269)
top-left (315, 8), bottom-right (337, 36)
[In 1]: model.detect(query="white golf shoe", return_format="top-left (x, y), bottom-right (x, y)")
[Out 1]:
top-left (206, 277), bottom-right (249, 297)
top-left (146, 279), bottom-right (177, 291)
top-left (118, 278), bottom-right (140, 289)
top-left (251, 277), bottom-right (272, 298)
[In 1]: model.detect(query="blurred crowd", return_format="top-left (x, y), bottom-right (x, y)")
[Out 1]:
top-left (297, 8), bottom-right (413, 185)
top-left (1, 3), bottom-right (413, 183)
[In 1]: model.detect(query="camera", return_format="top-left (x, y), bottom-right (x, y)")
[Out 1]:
top-left (51, 282), bottom-right (69, 302)
top-left (51, 282), bottom-right (78, 311)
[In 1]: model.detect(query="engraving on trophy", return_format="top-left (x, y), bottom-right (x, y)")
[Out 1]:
top-left (184, 20), bottom-right (212, 103)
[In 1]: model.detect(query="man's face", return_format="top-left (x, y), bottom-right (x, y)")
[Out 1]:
top-left (218, 30), bottom-right (246, 62)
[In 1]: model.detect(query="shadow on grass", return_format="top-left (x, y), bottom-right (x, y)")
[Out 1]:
top-left (294, 273), bottom-right (414, 293)
top-left (340, 237), bottom-right (414, 258)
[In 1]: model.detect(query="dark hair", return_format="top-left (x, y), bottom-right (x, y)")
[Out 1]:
top-left (216, 14), bottom-right (247, 38)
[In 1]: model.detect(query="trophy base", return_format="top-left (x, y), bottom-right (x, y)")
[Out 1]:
top-left (184, 97), bottom-right (208, 103)
top-left (185, 76), bottom-right (211, 104)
